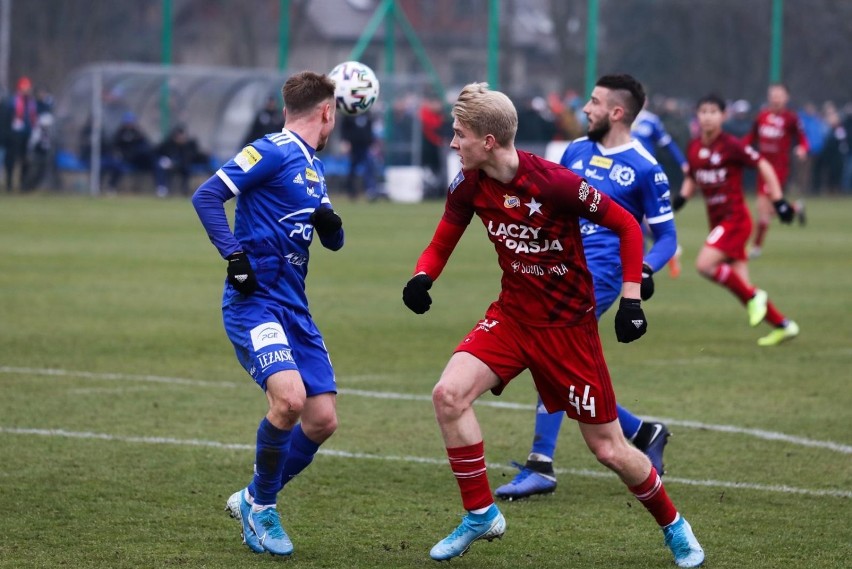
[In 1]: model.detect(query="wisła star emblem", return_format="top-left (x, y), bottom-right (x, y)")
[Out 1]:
top-left (525, 197), bottom-right (543, 216)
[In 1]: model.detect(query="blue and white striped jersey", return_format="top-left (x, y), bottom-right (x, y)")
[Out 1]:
top-left (193, 128), bottom-right (342, 311)
top-left (559, 137), bottom-right (676, 295)
top-left (631, 109), bottom-right (687, 168)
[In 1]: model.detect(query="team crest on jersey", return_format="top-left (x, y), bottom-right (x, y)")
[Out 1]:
top-left (234, 146), bottom-right (262, 172)
top-left (590, 155), bottom-right (613, 169)
top-left (710, 152), bottom-right (722, 165)
top-left (503, 194), bottom-right (520, 208)
top-left (305, 168), bottom-right (320, 182)
top-left (610, 164), bottom-right (636, 186)
top-left (449, 170), bottom-right (465, 193)
top-left (699, 148), bottom-right (711, 159)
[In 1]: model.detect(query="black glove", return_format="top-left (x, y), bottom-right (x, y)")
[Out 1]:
top-left (310, 206), bottom-right (343, 237)
top-left (671, 193), bottom-right (687, 212)
top-left (402, 274), bottom-right (433, 314)
top-left (614, 298), bottom-right (648, 343)
top-left (226, 252), bottom-right (257, 296)
top-left (773, 198), bottom-right (794, 224)
top-left (640, 263), bottom-right (655, 301)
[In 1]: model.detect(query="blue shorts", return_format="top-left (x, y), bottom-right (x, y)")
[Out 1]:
top-left (591, 268), bottom-right (621, 320)
top-left (222, 296), bottom-right (337, 395)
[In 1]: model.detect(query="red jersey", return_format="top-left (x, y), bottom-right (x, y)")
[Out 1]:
top-left (744, 108), bottom-right (808, 177)
top-left (686, 132), bottom-right (762, 228)
top-left (418, 151), bottom-right (642, 327)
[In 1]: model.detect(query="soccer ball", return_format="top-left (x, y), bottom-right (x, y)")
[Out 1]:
top-left (329, 61), bottom-right (380, 116)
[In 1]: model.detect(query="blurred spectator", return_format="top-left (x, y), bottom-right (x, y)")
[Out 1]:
top-left (813, 103), bottom-right (848, 194)
top-left (419, 95), bottom-right (448, 196)
top-left (111, 112), bottom-right (155, 191)
top-left (243, 95), bottom-right (284, 147)
top-left (340, 111), bottom-right (382, 200)
top-left (723, 99), bottom-right (753, 138)
top-left (516, 96), bottom-right (556, 143)
top-left (842, 104), bottom-right (852, 192)
top-left (796, 102), bottom-right (828, 195)
top-left (79, 117), bottom-right (124, 192)
top-left (724, 99), bottom-right (756, 190)
top-left (547, 89), bottom-right (584, 140)
top-left (23, 87), bottom-right (56, 190)
top-left (386, 93), bottom-right (416, 166)
top-left (154, 124), bottom-right (210, 197)
top-left (3, 76), bottom-right (38, 192)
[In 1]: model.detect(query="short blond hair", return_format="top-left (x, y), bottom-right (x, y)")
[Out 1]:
top-left (452, 82), bottom-right (517, 147)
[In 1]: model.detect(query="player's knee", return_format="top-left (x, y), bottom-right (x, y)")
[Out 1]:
top-left (432, 381), bottom-right (468, 419)
top-left (695, 259), bottom-right (715, 278)
top-left (586, 438), bottom-right (621, 469)
top-left (268, 394), bottom-right (305, 426)
top-left (315, 411), bottom-right (338, 440)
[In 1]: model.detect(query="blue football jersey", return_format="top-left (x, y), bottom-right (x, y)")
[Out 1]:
top-left (560, 137), bottom-right (675, 297)
top-left (631, 109), bottom-right (687, 168)
top-left (215, 129), bottom-right (336, 310)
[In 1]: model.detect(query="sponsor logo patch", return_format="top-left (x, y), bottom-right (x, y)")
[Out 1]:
top-left (234, 146), bottom-right (262, 172)
top-left (503, 194), bottom-right (520, 208)
top-left (590, 155), bottom-right (612, 168)
top-left (449, 170), bottom-right (465, 193)
top-left (256, 348), bottom-right (295, 371)
top-left (250, 322), bottom-right (288, 351)
top-left (305, 168), bottom-right (320, 182)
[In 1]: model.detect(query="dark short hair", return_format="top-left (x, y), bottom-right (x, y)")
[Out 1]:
top-left (595, 74), bottom-right (646, 123)
top-left (282, 71), bottom-right (336, 116)
top-left (697, 93), bottom-right (726, 112)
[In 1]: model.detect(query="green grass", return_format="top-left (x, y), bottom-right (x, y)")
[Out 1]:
top-left (0, 193), bottom-right (850, 568)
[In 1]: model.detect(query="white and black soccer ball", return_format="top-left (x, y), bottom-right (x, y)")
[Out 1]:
top-left (329, 61), bottom-right (380, 116)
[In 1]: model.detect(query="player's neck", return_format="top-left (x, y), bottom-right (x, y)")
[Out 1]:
top-left (285, 119), bottom-right (321, 151)
top-left (701, 127), bottom-right (722, 145)
top-left (482, 146), bottom-right (519, 184)
top-left (598, 125), bottom-right (632, 149)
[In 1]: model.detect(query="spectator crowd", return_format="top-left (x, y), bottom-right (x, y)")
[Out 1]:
top-left (1, 75), bottom-right (850, 197)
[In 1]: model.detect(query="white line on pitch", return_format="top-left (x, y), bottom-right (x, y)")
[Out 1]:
top-left (2, 426), bottom-right (849, 499)
top-left (3, 365), bottom-right (851, 455)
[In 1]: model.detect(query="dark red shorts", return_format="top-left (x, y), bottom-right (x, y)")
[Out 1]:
top-left (454, 307), bottom-right (617, 424)
top-left (705, 217), bottom-right (752, 261)
top-left (757, 166), bottom-right (790, 197)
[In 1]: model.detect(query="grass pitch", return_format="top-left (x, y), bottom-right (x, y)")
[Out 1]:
top-left (0, 193), bottom-right (850, 568)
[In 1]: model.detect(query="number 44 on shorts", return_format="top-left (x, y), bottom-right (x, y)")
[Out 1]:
top-left (568, 384), bottom-right (596, 418)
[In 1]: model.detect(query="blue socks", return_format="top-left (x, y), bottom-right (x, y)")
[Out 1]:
top-left (531, 397), bottom-right (563, 458)
top-left (248, 417), bottom-right (291, 506)
top-left (530, 397), bottom-right (644, 459)
top-left (617, 404), bottom-right (643, 440)
top-left (278, 423), bottom-right (321, 491)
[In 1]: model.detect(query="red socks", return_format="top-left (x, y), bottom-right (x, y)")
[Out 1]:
top-left (629, 468), bottom-right (678, 527)
top-left (447, 442), bottom-right (493, 511)
top-left (713, 264), bottom-right (755, 304)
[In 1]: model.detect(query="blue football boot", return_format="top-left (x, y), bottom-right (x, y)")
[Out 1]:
top-left (430, 504), bottom-right (506, 561)
top-left (494, 461), bottom-right (557, 500)
top-left (664, 515), bottom-right (705, 568)
top-left (225, 488), bottom-right (264, 554)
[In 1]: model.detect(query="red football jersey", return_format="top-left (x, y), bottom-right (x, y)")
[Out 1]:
top-left (744, 108), bottom-right (808, 176)
top-left (686, 132), bottom-right (761, 228)
top-left (438, 151), bottom-right (623, 327)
